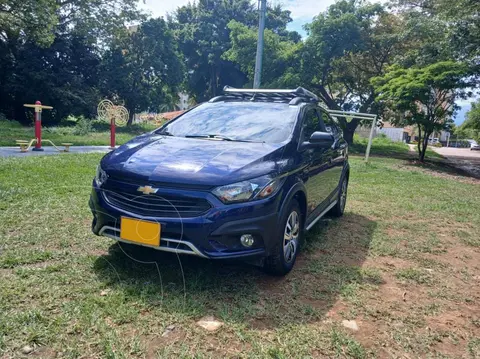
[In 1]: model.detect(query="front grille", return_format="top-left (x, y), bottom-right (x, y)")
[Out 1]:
top-left (103, 190), bottom-right (211, 218)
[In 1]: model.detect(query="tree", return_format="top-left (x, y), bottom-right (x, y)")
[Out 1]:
top-left (372, 61), bottom-right (474, 161)
top-left (0, 0), bottom-right (58, 47)
top-left (101, 18), bottom-right (184, 124)
top-left (394, 0), bottom-right (480, 61)
top-left (301, 0), bottom-right (406, 144)
top-left (456, 100), bottom-right (480, 141)
top-left (171, 0), bottom-right (256, 102)
top-left (171, 0), bottom-right (299, 101)
top-left (223, 20), bottom-right (302, 88)
top-left (0, 0), bottom-right (141, 47)
top-left (0, 33), bottom-right (102, 124)
top-left (54, 0), bottom-right (143, 44)
top-left (0, 0), bottom-right (142, 123)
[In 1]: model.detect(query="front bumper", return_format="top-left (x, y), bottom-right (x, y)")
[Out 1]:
top-left (89, 181), bottom-right (281, 259)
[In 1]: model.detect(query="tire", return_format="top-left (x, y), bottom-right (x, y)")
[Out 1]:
top-left (264, 199), bottom-right (302, 276)
top-left (330, 175), bottom-right (348, 217)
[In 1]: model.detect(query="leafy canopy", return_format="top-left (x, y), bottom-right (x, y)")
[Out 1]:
top-left (372, 61), bottom-right (473, 160)
top-left (101, 18), bottom-right (184, 122)
top-left (299, 0), bottom-right (405, 143)
top-left (223, 20), bottom-right (302, 88)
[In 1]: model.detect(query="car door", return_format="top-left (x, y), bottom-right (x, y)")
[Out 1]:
top-left (319, 109), bottom-right (346, 198)
top-left (299, 107), bottom-right (332, 219)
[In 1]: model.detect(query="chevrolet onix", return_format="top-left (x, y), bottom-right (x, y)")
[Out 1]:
top-left (89, 87), bottom-right (349, 275)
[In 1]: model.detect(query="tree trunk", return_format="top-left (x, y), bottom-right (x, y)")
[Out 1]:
top-left (419, 131), bottom-right (430, 162)
top-left (343, 118), bottom-right (360, 145)
top-left (417, 125), bottom-right (422, 158)
top-left (127, 105), bottom-right (135, 126)
top-left (343, 128), bottom-right (354, 145)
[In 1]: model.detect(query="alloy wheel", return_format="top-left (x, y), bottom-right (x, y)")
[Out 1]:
top-left (283, 210), bottom-right (300, 263)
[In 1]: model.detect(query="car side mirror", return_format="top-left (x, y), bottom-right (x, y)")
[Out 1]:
top-left (308, 131), bottom-right (334, 148)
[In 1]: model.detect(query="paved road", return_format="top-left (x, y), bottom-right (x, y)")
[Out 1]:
top-left (0, 146), bottom-right (112, 158)
top-left (432, 147), bottom-right (480, 178)
top-left (433, 147), bottom-right (480, 159)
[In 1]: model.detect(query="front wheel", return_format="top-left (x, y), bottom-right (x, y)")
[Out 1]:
top-left (329, 175), bottom-right (348, 217)
top-left (264, 199), bottom-right (302, 276)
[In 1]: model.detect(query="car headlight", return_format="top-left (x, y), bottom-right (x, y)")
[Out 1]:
top-left (95, 165), bottom-right (108, 187)
top-left (212, 175), bottom-right (283, 204)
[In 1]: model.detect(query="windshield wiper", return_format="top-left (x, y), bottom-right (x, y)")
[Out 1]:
top-left (185, 134), bottom-right (262, 143)
top-left (186, 134), bottom-right (233, 141)
top-left (158, 130), bottom-right (174, 136)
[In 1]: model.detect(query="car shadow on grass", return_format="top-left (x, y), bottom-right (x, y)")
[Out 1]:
top-left (93, 212), bottom-right (378, 329)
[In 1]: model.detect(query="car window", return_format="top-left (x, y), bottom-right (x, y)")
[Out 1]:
top-left (300, 108), bottom-right (323, 142)
top-left (158, 102), bottom-right (299, 143)
top-left (320, 110), bottom-right (340, 136)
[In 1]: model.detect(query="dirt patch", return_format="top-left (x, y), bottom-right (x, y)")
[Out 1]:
top-left (395, 160), bottom-right (480, 184)
top-left (30, 346), bottom-right (57, 358)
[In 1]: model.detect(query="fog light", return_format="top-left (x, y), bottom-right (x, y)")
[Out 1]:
top-left (240, 234), bottom-right (254, 247)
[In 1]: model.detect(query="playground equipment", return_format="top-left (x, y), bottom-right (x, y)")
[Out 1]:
top-left (97, 100), bottom-right (129, 149)
top-left (23, 101), bottom-right (53, 151)
top-left (326, 110), bottom-right (378, 162)
top-left (19, 101), bottom-right (73, 153)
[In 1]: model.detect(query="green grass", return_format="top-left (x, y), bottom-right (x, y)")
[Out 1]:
top-left (350, 135), bottom-right (410, 157)
top-left (0, 154), bottom-right (479, 358)
top-left (0, 119), bottom-right (158, 147)
top-left (350, 135), bottom-right (444, 160)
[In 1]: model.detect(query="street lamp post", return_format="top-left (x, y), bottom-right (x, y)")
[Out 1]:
top-left (253, 0), bottom-right (266, 89)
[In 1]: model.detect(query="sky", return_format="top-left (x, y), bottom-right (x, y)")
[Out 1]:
top-left (138, 0), bottom-right (475, 125)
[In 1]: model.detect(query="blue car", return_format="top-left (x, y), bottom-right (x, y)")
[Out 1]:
top-left (89, 87), bottom-right (349, 275)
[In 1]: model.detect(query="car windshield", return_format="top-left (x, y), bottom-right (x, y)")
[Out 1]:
top-left (158, 102), bottom-right (299, 143)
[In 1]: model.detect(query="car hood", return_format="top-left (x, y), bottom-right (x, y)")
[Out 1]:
top-left (101, 134), bottom-right (288, 187)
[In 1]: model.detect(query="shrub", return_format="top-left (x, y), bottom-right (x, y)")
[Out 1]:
top-left (73, 116), bottom-right (93, 135)
top-left (58, 115), bottom-right (81, 127)
top-left (91, 119), bottom-right (111, 132)
top-left (0, 117), bottom-right (24, 129)
top-left (44, 126), bottom-right (74, 136)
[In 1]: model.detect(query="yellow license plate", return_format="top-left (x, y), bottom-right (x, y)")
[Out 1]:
top-left (120, 217), bottom-right (160, 246)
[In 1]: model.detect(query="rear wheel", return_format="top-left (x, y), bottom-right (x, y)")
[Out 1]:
top-left (264, 199), bottom-right (302, 276)
top-left (330, 175), bottom-right (348, 217)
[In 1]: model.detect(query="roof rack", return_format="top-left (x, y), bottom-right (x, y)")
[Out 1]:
top-left (208, 86), bottom-right (319, 105)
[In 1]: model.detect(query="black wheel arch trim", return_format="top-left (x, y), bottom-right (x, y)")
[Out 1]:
top-left (279, 180), bottom-right (307, 227)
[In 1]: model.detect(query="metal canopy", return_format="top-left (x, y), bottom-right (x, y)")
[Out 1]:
top-left (326, 110), bottom-right (378, 162)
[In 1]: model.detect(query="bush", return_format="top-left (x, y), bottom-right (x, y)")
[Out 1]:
top-left (91, 119), bottom-right (111, 132)
top-left (73, 116), bottom-right (94, 135)
top-left (58, 115), bottom-right (81, 127)
top-left (44, 126), bottom-right (74, 136)
top-left (0, 117), bottom-right (24, 129)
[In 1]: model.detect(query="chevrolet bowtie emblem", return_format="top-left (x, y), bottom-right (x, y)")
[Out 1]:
top-left (137, 185), bottom-right (158, 195)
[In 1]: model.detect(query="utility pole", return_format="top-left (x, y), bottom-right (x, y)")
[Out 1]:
top-left (253, 0), bottom-right (266, 89)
